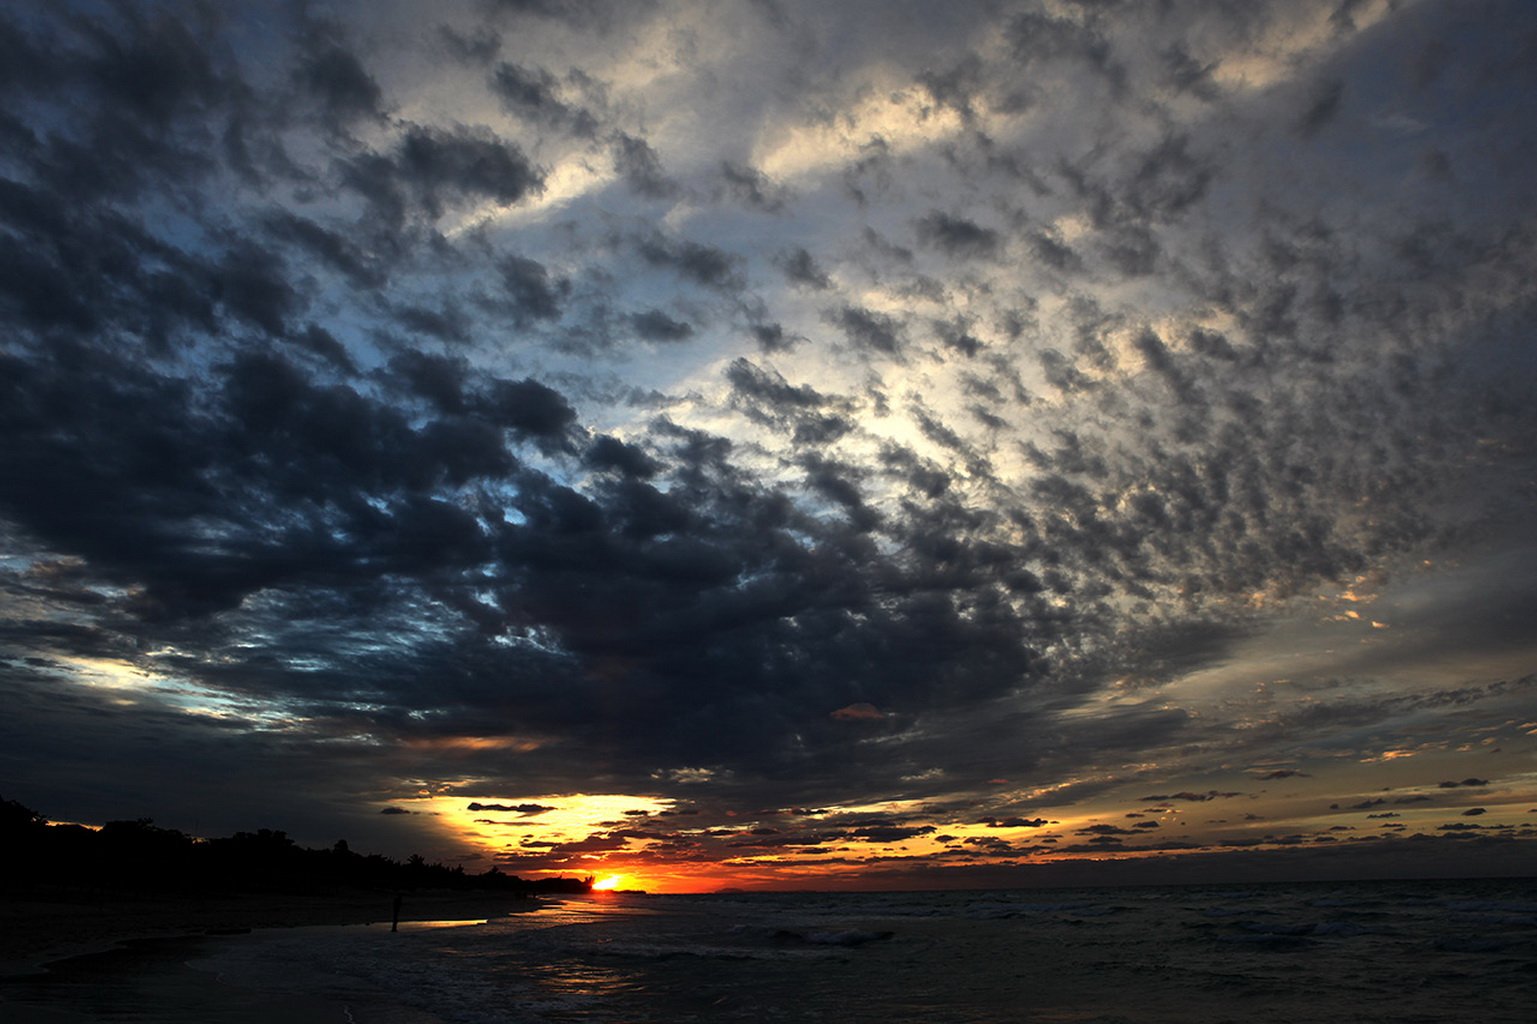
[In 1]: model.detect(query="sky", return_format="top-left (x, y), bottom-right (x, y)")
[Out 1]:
top-left (1, 0), bottom-right (1535, 894)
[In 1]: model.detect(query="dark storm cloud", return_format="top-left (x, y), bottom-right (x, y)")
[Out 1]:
top-left (264, 212), bottom-right (386, 289)
top-left (12, 346), bottom-right (1003, 792)
top-left (481, 0), bottom-right (635, 26)
top-left (612, 131), bottom-right (677, 198)
top-left (1296, 79), bottom-right (1345, 138)
top-left (489, 61), bottom-right (599, 136)
top-left (635, 232), bottom-right (744, 291)
top-left (934, 319), bottom-right (984, 359)
top-left (1003, 9), bottom-right (1124, 93)
top-left (777, 247), bottom-right (833, 290)
top-left (480, 377), bottom-right (580, 444)
top-left (388, 351), bottom-right (470, 413)
top-left (1028, 231), bottom-right (1082, 274)
top-left (719, 161), bottom-right (788, 212)
top-left (342, 124), bottom-right (544, 224)
top-left (1120, 134), bottom-right (1214, 223)
top-left (749, 322), bottom-right (798, 353)
top-left (439, 25), bottom-right (503, 65)
top-left (725, 359), bottom-right (856, 446)
top-left (915, 211), bottom-right (1000, 259)
top-left (490, 61), bottom-right (559, 116)
top-left (584, 435), bottom-right (659, 478)
top-left (628, 308), bottom-right (695, 343)
top-left (292, 29), bottom-right (386, 133)
top-left (826, 305), bottom-right (904, 356)
top-left (394, 302), bottom-right (471, 343)
top-left (496, 254), bottom-right (569, 323)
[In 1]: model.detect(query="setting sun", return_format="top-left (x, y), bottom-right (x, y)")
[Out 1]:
top-left (591, 875), bottom-right (623, 891)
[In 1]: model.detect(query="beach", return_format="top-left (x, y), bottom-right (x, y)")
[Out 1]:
top-left (0, 889), bottom-right (540, 1023)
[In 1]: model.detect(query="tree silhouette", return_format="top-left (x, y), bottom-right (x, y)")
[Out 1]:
top-left (0, 795), bottom-right (592, 897)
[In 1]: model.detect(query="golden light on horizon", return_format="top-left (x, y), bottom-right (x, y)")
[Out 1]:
top-left (591, 874), bottom-right (623, 891)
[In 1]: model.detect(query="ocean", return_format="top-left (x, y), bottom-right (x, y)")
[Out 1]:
top-left (12, 878), bottom-right (1537, 1022)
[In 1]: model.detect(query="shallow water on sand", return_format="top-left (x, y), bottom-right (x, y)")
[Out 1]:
top-left (7, 879), bottom-right (1536, 1022)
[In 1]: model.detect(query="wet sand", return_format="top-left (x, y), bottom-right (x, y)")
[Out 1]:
top-left (1, 933), bottom-right (459, 1022)
top-left (0, 889), bottom-right (543, 1022)
top-left (0, 888), bottom-right (541, 973)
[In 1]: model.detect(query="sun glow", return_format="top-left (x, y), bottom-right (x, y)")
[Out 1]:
top-left (591, 874), bottom-right (624, 891)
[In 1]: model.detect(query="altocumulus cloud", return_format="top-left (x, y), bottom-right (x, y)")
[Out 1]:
top-left (1, 0), bottom-right (1535, 882)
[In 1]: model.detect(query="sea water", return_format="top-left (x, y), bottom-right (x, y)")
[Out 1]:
top-left (41, 879), bottom-right (1537, 1022)
top-left (183, 878), bottom-right (1537, 1023)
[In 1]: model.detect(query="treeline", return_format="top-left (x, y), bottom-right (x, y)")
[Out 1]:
top-left (0, 797), bottom-right (591, 896)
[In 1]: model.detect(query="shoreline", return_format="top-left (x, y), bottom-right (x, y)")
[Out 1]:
top-left (0, 887), bottom-right (550, 979)
top-left (0, 889), bottom-right (556, 1023)
top-left (1, 932), bottom-right (455, 1024)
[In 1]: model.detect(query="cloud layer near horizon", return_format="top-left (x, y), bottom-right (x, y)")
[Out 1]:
top-left (2, 0), bottom-right (1535, 887)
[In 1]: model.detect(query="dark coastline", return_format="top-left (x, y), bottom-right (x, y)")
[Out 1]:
top-left (0, 888), bottom-right (550, 1022)
top-left (0, 886), bottom-right (546, 975)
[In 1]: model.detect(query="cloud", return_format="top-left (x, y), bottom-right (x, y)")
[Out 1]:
top-left (915, 211), bottom-right (1000, 259)
top-left (777, 248), bottom-right (833, 290)
top-left (466, 802), bottom-right (554, 814)
top-left (830, 702), bottom-right (885, 722)
top-left (719, 162), bottom-right (788, 212)
top-left (628, 309), bottom-right (695, 343)
top-left (612, 132), bottom-right (678, 199)
top-left (343, 124), bottom-right (545, 223)
top-left (497, 255), bottom-right (570, 323)
top-left (2, 0), bottom-right (1535, 886)
top-left (490, 61), bottom-right (599, 136)
top-left (294, 36), bottom-right (386, 133)
top-left (635, 233), bottom-right (743, 291)
top-left (1296, 79), bottom-right (1344, 138)
top-left (826, 305), bottom-right (904, 356)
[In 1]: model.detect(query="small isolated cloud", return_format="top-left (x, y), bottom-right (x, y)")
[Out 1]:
top-left (831, 702), bottom-right (886, 722)
top-left (466, 802), bottom-right (553, 814)
top-left (1140, 791), bottom-right (1242, 803)
top-left (380, 806), bottom-right (414, 815)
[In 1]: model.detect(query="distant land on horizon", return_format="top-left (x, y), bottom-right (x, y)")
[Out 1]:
top-left (1, 797), bottom-right (593, 898)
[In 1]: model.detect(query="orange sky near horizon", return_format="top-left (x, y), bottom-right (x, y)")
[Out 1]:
top-left (388, 768), bottom-right (1537, 893)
